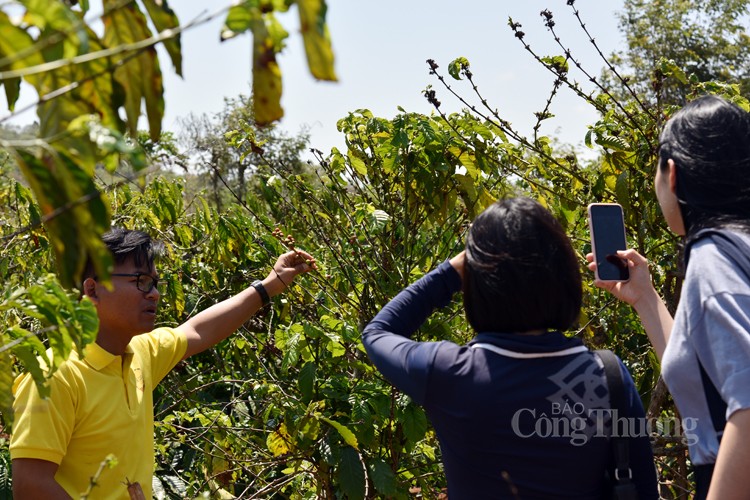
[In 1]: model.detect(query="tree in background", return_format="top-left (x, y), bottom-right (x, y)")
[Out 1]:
top-left (179, 94), bottom-right (309, 211)
top-left (608, 0), bottom-right (750, 104)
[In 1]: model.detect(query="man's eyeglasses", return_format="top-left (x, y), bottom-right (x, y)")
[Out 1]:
top-left (110, 273), bottom-right (161, 293)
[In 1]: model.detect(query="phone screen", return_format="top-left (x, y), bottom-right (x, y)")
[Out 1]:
top-left (588, 204), bottom-right (629, 281)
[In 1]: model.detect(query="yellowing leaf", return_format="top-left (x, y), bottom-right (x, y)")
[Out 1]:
top-left (320, 416), bottom-right (358, 450)
top-left (297, 414), bottom-right (320, 441)
top-left (347, 154), bottom-right (367, 176)
top-left (14, 150), bottom-right (112, 288)
top-left (449, 146), bottom-right (478, 177)
top-left (297, 0), bottom-right (337, 81)
top-left (103, 1), bottom-right (164, 140)
top-left (142, 0), bottom-right (182, 76)
top-left (0, 10), bottom-right (119, 151)
top-left (0, 12), bottom-right (26, 109)
top-left (251, 17), bottom-right (283, 125)
top-left (267, 423), bottom-right (294, 456)
top-left (22, 0), bottom-right (88, 56)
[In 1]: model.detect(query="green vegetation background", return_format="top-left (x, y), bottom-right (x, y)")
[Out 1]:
top-left (2, 0), bottom-right (750, 497)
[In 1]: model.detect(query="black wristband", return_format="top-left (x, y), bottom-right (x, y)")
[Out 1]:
top-left (251, 280), bottom-right (270, 306)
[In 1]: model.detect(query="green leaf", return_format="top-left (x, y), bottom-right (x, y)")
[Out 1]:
top-left (325, 336), bottom-right (345, 357)
top-left (297, 0), bottom-right (337, 81)
top-left (220, 1), bottom-right (260, 41)
top-left (298, 361), bottom-right (316, 402)
top-left (28, 292), bottom-right (71, 369)
top-left (336, 446), bottom-right (365, 500)
top-left (9, 343), bottom-right (50, 401)
top-left (448, 56), bottom-right (470, 80)
top-left (596, 135), bottom-right (629, 152)
top-left (7, 325), bottom-right (47, 361)
top-left (16, 5), bottom-right (122, 146)
top-left (402, 403), bottom-right (428, 443)
top-left (615, 171), bottom-right (630, 215)
top-left (276, 324), bottom-right (303, 371)
top-left (584, 129), bottom-right (594, 149)
top-left (658, 58), bottom-right (688, 85)
top-left (369, 209), bottom-right (390, 231)
top-left (347, 153), bottom-right (367, 176)
top-left (319, 416), bottom-right (358, 450)
top-left (541, 55), bottom-right (569, 75)
top-left (1, 76), bottom-right (21, 111)
top-left (73, 296), bottom-right (99, 352)
top-left (0, 339), bottom-right (15, 430)
top-left (67, 115), bottom-right (148, 172)
top-left (166, 274), bottom-right (185, 316)
top-left (369, 459), bottom-right (397, 496)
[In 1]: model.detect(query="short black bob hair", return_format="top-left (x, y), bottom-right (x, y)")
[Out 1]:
top-left (463, 197), bottom-right (582, 333)
top-left (658, 94), bottom-right (750, 236)
top-left (82, 227), bottom-right (164, 281)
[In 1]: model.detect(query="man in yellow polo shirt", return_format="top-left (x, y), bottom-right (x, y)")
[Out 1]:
top-left (10, 228), bottom-right (315, 499)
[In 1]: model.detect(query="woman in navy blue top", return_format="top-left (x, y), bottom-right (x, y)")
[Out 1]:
top-left (363, 197), bottom-right (658, 499)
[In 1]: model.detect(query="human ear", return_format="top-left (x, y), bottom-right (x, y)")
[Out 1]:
top-left (667, 159), bottom-right (678, 194)
top-left (83, 278), bottom-right (99, 303)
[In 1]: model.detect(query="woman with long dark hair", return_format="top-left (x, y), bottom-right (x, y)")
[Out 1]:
top-left (588, 94), bottom-right (750, 499)
top-left (364, 197), bottom-right (658, 498)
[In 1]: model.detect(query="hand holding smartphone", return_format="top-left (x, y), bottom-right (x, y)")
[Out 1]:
top-left (587, 203), bottom-right (630, 282)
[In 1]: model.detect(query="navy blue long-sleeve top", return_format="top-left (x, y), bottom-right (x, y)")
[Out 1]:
top-left (362, 261), bottom-right (659, 499)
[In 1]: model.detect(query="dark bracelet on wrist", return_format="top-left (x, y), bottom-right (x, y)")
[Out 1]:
top-left (251, 280), bottom-right (271, 307)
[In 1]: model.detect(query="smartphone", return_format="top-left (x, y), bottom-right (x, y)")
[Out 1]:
top-left (588, 203), bottom-right (630, 282)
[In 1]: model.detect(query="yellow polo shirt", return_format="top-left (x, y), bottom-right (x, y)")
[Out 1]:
top-left (10, 327), bottom-right (187, 499)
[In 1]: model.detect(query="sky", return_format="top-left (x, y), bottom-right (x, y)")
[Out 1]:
top-left (2, 0), bottom-right (627, 157)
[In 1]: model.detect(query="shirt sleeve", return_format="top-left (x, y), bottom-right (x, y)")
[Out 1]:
top-left (619, 359), bottom-right (659, 499)
top-left (136, 327), bottom-right (188, 385)
top-left (10, 370), bottom-right (76, 464)
top-left (361, 261), bottom-right (462, 405)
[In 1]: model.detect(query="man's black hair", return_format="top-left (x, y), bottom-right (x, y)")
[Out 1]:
top-left (82, 227), bottom-right (164, 281)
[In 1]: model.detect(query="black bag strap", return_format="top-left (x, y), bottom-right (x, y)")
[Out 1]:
top-left (595, 350), bottom-right (638, 499)
top-left (698, 358), bottom-right (727, 439)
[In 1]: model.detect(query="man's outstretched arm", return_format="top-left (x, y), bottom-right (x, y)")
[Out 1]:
top-left (178, 250), bottom-right (315, 359)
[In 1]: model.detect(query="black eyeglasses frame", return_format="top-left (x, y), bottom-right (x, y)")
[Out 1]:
top-left (110, 273), bottom-right (161, 293)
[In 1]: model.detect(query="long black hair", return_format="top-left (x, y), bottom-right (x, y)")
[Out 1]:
top-left (658, 95), bottom-right (750, 243)
top-left (463, 197), bottom-right (582, 333)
